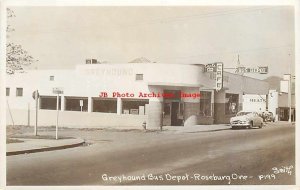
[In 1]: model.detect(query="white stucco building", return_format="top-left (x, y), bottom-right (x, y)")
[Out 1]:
top-left (6, 62), bottom-right (270, 129)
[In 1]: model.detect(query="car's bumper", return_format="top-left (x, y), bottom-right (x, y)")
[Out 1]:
top-left (230, 123), bottom-right (250, 127)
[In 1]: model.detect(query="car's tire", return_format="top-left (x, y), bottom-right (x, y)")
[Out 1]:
top-left (259, 122), bottom-right (263, 128)
top-left (231, 126), bottom-right (236, 130)
top-left (249, 121), bottom-right (253, 129)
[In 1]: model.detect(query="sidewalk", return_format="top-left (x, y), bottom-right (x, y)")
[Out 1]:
top-left (163, 124), bottom-right (231, 134)
top-left (7, 137), bottom-right (85, 156)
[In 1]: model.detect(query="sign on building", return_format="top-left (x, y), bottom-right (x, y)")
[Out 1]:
top-left (53, 87), bottom-right (64, 94)
top-left (242, 94), bottom-right (267, 112)
top-left (215, 62), bottom-right (223, 91)
top-left (280, 80), bottom-right (289, 93)
top-left (86, 59), bottom-right (98, 64)
top-left (244, 66), bottom-right (268, 74)
top-left (283, 74), bottom-right (291, 81)
top-left (205, 62), bottom-right (223, 91)
top-left (205, 63), bottom-right (217, 72)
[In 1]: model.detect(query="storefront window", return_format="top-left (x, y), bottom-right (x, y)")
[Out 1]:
top-left (200, 91), bottom-right (212, 116)
top-left (225, 93), bottom-right (239, 115)
top-left (65, 97), bottom-right (88, 112)
top-left (122, 99), bottom-right (149, 115)
top-left (40, 96), bottom-right (61, 110)
top-left (93, 98), bottom-right (117, 113)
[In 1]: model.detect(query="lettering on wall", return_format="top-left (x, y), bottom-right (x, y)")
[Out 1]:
top-left (84, 68), bottom-right (134, 76)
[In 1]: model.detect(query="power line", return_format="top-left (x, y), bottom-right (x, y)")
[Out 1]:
top-left (160, 44), bottom-right (294, 61)
top-left (10, 7), bottom-right (276, 34)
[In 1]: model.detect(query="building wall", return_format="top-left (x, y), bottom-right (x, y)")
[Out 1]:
top-left (214, 73), bottom-right (269, 124)
top-left (268, 90), bottom-right (279, 121)
top-left (242, 94), bottom-right (267, 112)
top-left (6, 63), bottom-right (270, 128)
top-left (6, 109), bottom-right (147, 128)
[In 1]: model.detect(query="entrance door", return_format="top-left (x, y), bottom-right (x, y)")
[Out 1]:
top-left (163, 102), bottom-right (171, 126)
top-left (171, 102), bottom-right (179, 126)
top-left (162, 89), bottom-right (184, 126)
top-left (163, 101), bottom-right (183, 126)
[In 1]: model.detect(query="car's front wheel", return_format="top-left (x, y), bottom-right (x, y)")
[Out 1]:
top-left (259, 122), bottom-right (263, 128)
top-left (248, 121), bottom-right (253, 129)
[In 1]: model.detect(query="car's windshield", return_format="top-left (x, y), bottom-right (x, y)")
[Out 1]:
top-left (236, 112), bottom-right (251, 116)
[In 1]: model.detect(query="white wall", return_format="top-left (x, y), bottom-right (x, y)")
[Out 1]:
top-left (242, 94), bottom-right (267, 112)
top-left (6, 63), bottom-right (270, 128)
top-left (268, 90), bottom-right (279, 121)
top-left (6, 109), bottom-right (147, 128)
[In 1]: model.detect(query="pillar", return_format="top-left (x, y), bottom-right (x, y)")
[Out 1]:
top-left (88, 97), bottom-right (92, 112)
top-left (61, 95), bottom-right (65, 111)
top-left (117, 97), bottom-right (122, 115)
top-left (183, 88), bottom-right (201, 127)
top-left (147, 101), bottom-right (163, 129)
top-left (146, 86), bottom-right (163, 129)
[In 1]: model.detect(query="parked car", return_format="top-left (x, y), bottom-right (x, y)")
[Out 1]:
top-left (263, 111), bottom-right (275, 122)
top-left (230, 111), bottom-right (264, 129)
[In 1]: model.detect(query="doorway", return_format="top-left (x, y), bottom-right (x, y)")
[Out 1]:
top-left (171, 102), bottom-right (179, 125)
top-left (163, 101), bottom-right (184, 126)
top-left (162, 90), bottom-right (184, 126)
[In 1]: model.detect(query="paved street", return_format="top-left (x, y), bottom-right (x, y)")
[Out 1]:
top-left (7, 123), bottom-right (295, 185)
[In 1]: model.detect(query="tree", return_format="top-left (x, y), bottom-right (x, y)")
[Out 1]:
top-left (6, 8), bottom-right (37, 74)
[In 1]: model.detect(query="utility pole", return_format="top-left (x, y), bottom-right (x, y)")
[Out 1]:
top-left (35, 90), bottom-right (39, 136)
top-left (56, 93), bottom-right (59, 140)
top-left (288, 74), bottom-right (292, 123)
top-left (28, 103), bottom-right (30, 127)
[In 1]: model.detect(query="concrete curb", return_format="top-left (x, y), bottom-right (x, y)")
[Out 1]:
top-left (7, 139), bottom-right (85, 156)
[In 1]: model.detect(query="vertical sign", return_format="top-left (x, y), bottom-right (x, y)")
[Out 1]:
top-left (216, 62), bottom-right (223, 91)
top-left (205, 63), bottom-right (217, 72)
top-left (80, 100), bottom-right (83, 112)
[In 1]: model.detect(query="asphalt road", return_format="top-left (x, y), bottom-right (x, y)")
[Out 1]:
top-left (7, 124), bottom-right (295, 186)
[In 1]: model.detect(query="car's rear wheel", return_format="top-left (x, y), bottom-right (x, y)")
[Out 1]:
top-left (259, 122), bottom-right (263, 128)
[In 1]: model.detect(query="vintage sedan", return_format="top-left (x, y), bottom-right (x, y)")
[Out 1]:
top-left (230, 111), bottom-right (264, 129)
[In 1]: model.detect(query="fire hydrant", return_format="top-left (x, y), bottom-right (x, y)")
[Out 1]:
top-left (142, 121), bottom-right (147, 130)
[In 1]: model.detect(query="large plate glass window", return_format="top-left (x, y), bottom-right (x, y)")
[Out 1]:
top-left (225, 93), bottom-right (239, 115)
top-left (122, 99), bottom-right (149, 115)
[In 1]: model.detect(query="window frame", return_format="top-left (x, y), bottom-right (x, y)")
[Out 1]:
top-left (16, 88), bottom-right (23, 97)
top-left (6, 87), bottom-right (10, 96)
top-left (92, 98), bottom-right (117, 113)
top-left (199, 91), bottom-right (212, 117)
top-left (50, 76), bottom-right (55, 81)
top-left (122, 98), bottom-right (149, 115)
top-left (225, 93), bottom-right (239, 115)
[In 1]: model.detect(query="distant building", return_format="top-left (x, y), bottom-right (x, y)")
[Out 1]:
top-left (278, 93), bottom-right (296, 121)
top-left (6, 63), bottom-right (269, 129)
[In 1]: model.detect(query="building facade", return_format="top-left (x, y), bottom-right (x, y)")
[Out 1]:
top-left (6, 63), bottom-right (270, 129)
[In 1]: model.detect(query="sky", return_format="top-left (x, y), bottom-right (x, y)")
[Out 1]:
top-left (7, 6), bottom-right (295, 79)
